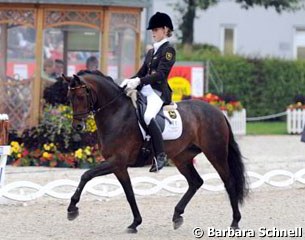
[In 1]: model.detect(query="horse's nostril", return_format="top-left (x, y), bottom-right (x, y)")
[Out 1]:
top-left (76, 124), bottom-right (84, 131)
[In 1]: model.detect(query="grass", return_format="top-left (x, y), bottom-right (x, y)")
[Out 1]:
top-left (246, 121), bottom-right (287, 135)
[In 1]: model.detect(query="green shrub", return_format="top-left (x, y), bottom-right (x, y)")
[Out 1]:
top-left (177, 46), bottom-right (305, 117)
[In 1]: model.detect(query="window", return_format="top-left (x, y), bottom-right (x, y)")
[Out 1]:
top-left (108, 13), bottom-right (137, 80)
top-left (224, 28), bottom-right (234, 55)
top-left (108, 28), bottom-right (135, 80)
top-left (297, 47), bottom-right (305, 59)
top-left (0, 22), bottom-right (36, 130)
top-left (6, 25), bottom-right (36, 79)
top-left (42, 26), bottom-right (100, 87)
top-left (294, 28), bottom-right (305, 59)
top-left (220, 26), bottom-right (235, 55)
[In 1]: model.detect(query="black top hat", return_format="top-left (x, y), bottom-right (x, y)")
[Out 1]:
top-left (147, 12), bottom-right (174, 31)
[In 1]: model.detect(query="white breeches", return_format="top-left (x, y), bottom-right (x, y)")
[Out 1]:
top-left (141, 85), bottom-right (163, 125)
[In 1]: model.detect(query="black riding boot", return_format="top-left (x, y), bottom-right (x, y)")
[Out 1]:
top-left (147, 119), bottom-right (167, 172)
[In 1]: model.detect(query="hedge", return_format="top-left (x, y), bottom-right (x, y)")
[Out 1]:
top-left (177, 49), bottom-right (305, 117)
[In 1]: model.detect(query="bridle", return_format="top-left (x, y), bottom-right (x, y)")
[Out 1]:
top-left (68, 85), bottom-right (92, 121)
top-left (68, 83), bottom-right (124, 121)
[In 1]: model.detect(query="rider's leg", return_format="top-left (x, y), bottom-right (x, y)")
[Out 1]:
top-left (146, 119), bottom-right (167, 172)
top-left (143, 86), bottom-right (166, 172)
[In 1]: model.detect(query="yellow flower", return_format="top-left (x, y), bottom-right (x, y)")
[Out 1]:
top-left (226, 103), bottom-right (234, 111)
top-left (86, 117), bottom-right (97, 132)
top-left (87, 157), bottom-right (93, 164)
top-left (11, 147), bottom-right (17, 154)
top-left (17, 153), bottom-right (22, 158)
top-left (43, 144), bottom-right (51, 151)
top-left (42, 152), bottom-right (51, 159)
top-left (84, 147), bottom-right (91, 156)
top-left (59, 105), bottom-right (67, 112)
top-left (11, 141), bottom-right (20, 148)
top-left (75, 149), bottom-right (83, 159)
top-left (297, 102), bottom-right (302, 107)
top-left (10, 141), bottom-right (21, 155)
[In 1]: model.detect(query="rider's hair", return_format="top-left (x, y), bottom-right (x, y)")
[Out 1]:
top-left (165, 27), bottom-right (172, 37)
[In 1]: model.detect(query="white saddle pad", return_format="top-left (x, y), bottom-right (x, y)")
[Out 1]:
top-left (139, 109), bottom-right (183, 141)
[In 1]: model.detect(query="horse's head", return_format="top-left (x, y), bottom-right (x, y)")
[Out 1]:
top-left (63, 74), bottom-right (95, 131)
top-left (63, 70), bottom-right (125, 131)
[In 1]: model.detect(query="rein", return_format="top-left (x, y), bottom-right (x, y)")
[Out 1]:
top-left (92, 91), bottom-right (125, 115)
top-left (69, 84), bottom-right (124, 120)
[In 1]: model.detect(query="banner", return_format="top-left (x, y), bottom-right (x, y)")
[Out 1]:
top-left (168, 65), bottom-right (204, 101)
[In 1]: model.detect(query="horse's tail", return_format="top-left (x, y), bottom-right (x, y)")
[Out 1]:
top-left (225, 118), bottom-right (248, 204)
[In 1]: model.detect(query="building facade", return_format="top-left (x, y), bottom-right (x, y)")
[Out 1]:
top-left (152, 0), bottom-right (305, 59)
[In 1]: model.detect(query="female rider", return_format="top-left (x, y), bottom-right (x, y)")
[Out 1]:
top-left (121, 12), bottom-right (176, 172)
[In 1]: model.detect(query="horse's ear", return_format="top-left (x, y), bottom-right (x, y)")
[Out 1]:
top-left (73, 74), bottom-right (81, 83)
top-left (62, 74), bottom-right (71, 83)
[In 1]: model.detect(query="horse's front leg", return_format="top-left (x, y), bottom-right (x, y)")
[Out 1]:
top-left (67, 160), bottom-right (113, 220)
top-left (114, 168), bottom-right (142, 233)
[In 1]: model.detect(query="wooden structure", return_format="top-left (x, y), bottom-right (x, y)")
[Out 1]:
top-left (0, 114), bottom-right (9, 145)
top-left (0, 0), bottom-right (150, 131)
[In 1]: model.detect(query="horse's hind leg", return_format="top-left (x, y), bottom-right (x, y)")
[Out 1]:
top-left (225, 174), bottom-right (241, 229)
top-left (204, 151), bottom-right (241, 229)
top-left (171, 151), bottom-right (203, 230)
top-left (67, 160), bottom-right (113, 220)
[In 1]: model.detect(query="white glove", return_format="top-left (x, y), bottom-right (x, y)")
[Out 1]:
top-left (126, 77), bottom-right (141, 89)
top-left (120, 78), bottom-right (130, 88)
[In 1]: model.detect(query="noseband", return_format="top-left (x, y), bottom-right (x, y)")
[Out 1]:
top-left (69, 84), bottom-right (124, 121)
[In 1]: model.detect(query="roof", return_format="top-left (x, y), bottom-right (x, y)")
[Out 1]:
top-left (0, 0), bottom-right (152, 8)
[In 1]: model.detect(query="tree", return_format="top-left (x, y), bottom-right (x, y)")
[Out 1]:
top-left (174, 0), bottom-right (302, 52)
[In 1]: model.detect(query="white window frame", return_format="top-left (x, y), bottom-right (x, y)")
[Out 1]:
top-left (293, 27), bottom-right (305, 59)
top-left (220, 24), bottom-right (236, 55)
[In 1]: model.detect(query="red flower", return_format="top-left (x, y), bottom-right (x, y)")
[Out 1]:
top-left (22, 149), bottom-right (29, 157)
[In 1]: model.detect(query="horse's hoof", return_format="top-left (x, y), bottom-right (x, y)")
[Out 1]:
top-left (230, 224), bottom-right (239, 230)
top-left (173, 216), bottom-right (184, 230)
top-left (126, 227), bottom-right (138, 234)
top-left (67, 209), bottom-right (79, 221)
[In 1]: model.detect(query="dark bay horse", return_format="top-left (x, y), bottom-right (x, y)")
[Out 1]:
top-left (63, 70), bottom-right (248, 233)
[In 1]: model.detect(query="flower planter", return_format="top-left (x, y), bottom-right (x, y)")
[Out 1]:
top-left (57, 161), bottom-right (72, 168)
top-left (222, 109), bottom-right (246, 135)
top-left (79, 162), bottom-right (91, 169)
top-left (287, 109), bottom-right (305, 134)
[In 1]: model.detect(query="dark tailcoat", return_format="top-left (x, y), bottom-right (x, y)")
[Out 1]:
top-left (134, 41), bottom-right (176, 105)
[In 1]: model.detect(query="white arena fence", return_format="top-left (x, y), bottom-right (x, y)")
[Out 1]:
top-left (1, 168), bottom-right (305, 202)
top-left (287, 109), bottom-right (305, 134)
top-left (222, 109), bottom-right (246, 135)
